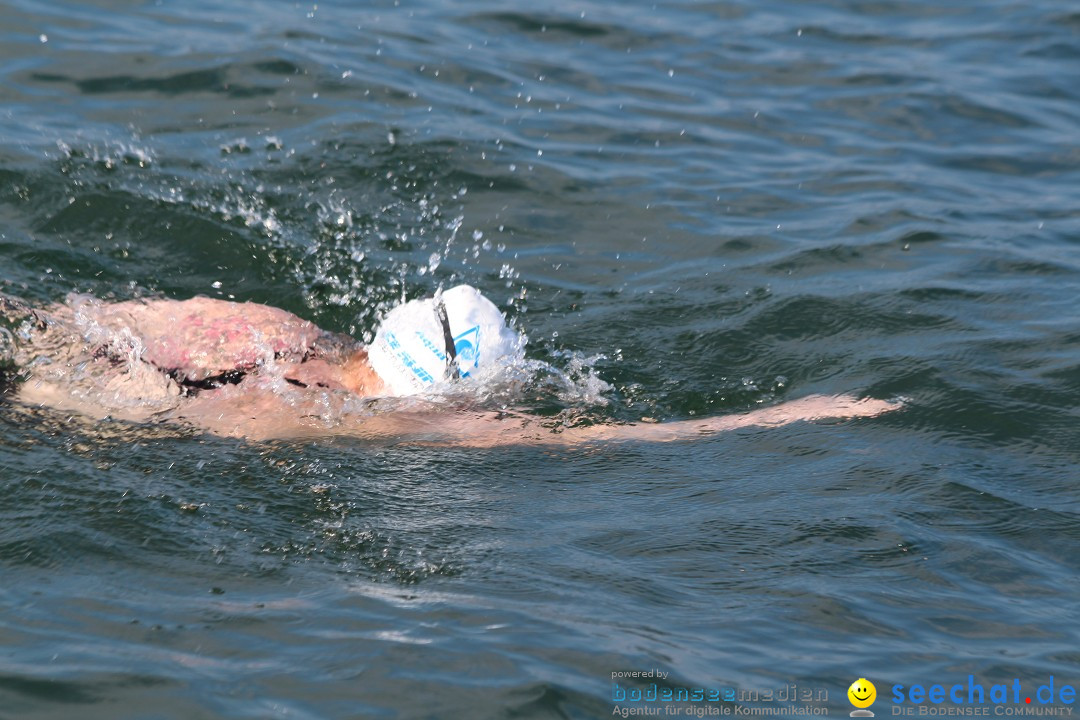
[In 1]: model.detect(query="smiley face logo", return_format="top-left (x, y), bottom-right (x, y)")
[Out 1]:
top-left (848, 678), bottom-right (877, 716)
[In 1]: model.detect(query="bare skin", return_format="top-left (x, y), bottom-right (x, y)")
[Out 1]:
top-left (3, 295), bottom-right (901, 445)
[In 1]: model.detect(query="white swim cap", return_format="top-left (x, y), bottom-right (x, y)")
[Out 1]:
top-left (367, 285), bottom-right (524, 396)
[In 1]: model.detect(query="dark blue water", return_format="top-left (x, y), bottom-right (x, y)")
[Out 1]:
top-left (1, 0), bottom-right (1079, 717)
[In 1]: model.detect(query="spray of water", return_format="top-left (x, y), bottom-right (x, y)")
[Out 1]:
top-left (13, 131), bottom-right (615, 425)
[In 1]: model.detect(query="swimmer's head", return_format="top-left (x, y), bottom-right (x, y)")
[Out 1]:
top-left (366, 285), bottom-right (525, 396)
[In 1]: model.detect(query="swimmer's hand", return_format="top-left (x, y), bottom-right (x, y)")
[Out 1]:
top-left (550, 394), bottom-right (903, 445)
top-left (705, 394), bottom-right (901, 431)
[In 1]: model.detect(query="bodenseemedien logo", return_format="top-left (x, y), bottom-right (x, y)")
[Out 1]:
top-left (848, 678), bottom-right (877, 717)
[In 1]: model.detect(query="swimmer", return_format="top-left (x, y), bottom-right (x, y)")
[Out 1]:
top-left (0, 287), bottom-right (900, 444)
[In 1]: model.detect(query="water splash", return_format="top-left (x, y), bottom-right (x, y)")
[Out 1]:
top-left (25, 131), bottom-right (617, 421)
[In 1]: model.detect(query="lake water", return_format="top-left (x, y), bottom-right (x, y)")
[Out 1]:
top-left (1, 0), bottom-right (1078, 717)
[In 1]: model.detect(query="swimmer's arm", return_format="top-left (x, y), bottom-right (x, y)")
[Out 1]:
top-left (86, 297), bottom-right (342, 380)
top-left (171, 391), bottom-right (898, 444)
top-left (428, 394), bottom-right (901, 448)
